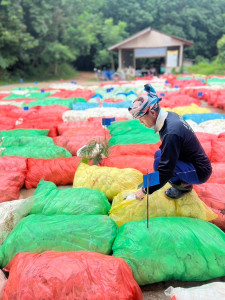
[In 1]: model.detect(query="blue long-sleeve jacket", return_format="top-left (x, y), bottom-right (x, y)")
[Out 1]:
top-left (144, 112), bottom-right (212, 194)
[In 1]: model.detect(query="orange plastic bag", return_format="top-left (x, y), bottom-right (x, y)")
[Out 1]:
top-left (3, 251), bottom-right (143, 300)
top-left (25, 157), bottom-right (81, 188)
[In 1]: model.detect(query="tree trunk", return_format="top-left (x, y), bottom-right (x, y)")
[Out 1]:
top-left (111, 52), bottom-right (115, 70)
top-left (54, 61), bottom-right (58, 75)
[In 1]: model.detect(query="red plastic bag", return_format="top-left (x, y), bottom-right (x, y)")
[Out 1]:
top-left (3, 251), bottom-right (143, 300)
top-left (211, 139), bottom-right (225, 162)
top-left (194, 183), bottom-right (225, 229)
top-left (0, 157), bottom-right (27, 172)
top-left (195, 132), bottom-right (217, 143)
top-left (218, 132), bottom-right (225, 139)
top-left (58, 121), bottom-right (92, 135)
top-left (161, 95), bottom-right (201, 108)
top-left (200, 141), bottom-right (212, 160)
top-left (48, 89), bottom-right (94, 100)
top-left (109, 143), bottom-right (161, 157)
top-left (54, 135), bottom-right (108, 156)
top-left (0, 116), bottom-right (16, 126)
top-left (25, 157), bottom-right (81, 188)
top-left (61, 127), bottom-right (110, 138)
top-left (0, 124), bottom-right (14, 130)
top-left (0, 171), bottom-right (25, 203)
top-left (207, 163), bottom-right (225, 184)
top-left (100, 155), bottom-right (154, 174)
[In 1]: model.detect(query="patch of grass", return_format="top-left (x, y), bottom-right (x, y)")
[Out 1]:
top-left (0, 63), bottom-right (78, 86)
top-left (188, 60), bottom-right (225, 76)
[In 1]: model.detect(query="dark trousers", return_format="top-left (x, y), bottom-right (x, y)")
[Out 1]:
top-left (154, 150), bottom-right (202, 185)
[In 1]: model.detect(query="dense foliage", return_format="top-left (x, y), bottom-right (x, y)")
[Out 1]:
top-left (0, 0), bottom-right (225, 79)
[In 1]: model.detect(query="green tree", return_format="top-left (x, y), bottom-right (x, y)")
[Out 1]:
top-left (0, 0), bottom-right (37, 70)
top-left (21, 0), bottom-right (104, 73)
top-left (217, 34), bottom-right (225, 63)
top-left (41, 42), bottom-right (75, 75)
top-left (102, 0), bottom-right (225, 60)
top-left (94, 18), bottom-right (128, 68)
top-left (21, 0), bottom-right (70, 71)
top-left (1, 0), bottom-right (225, 77)
top-left (102, 0), bottom-right (156, 34)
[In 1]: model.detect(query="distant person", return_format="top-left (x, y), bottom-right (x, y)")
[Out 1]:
top-left (104, 69), bottom-right (112, 81)
top-left (126, 66), bottom-right (135, 80)
top-left (160, 64), bottom-right (166, 74)
top-left (150, 66), bottom-right (156, 76)
top-left (128, 84), bottom-right (212, 200)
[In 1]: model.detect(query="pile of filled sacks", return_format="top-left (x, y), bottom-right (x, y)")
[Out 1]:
top-left (0, 178), bottom-right (143, 299)
top-left (0, 160), bottom-right (225, 298)
top-left (1, 79), bottom-right (225, 299)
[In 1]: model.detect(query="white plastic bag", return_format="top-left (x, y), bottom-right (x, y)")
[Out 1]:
top-left (126, 193), bottom-right (136, 200)
top-left (0, 197), bottom-right (34, 246)
top-left (165, 282), bottom-right (225, 300)
top-left (62, 107), bottom-right (132, 122)
top-left (0, 270), bottom-right (7, 300)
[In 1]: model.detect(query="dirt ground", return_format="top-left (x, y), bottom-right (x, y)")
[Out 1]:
top-left (0, 72), bottom-right (98, 91)
top-left (3, 74), bottom-right (225, 299)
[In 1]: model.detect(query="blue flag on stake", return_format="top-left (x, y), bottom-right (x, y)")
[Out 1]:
top-left (143, 171), bottom-right (159, 188)
top-left (144, 171), bottom-right (160, 229)
top-left (102, 117), bottom-right (116, 126)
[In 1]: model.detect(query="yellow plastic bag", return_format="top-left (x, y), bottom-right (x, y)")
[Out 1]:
top-left (166, 104), bottom-right (210, 116)
top-left (109, 183), bottom-right (217, 226)
top-left (73, 163), bottom-right (143, 201)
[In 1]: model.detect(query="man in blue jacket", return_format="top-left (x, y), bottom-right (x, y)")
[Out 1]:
top-left (128, 84), bottom-right (212, 199)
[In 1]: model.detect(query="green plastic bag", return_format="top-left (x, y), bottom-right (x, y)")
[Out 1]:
top-left (109, 133), bottom-right (160, 146)
top-left (27, 97), bottom-right (86, 108)
top-left (108, 120), bottom-right (156, 136)
top-left (0, 146), bottom-right (72, 158)
top-left (113, 217), bottom-right (225, 285)
top-left (3, 91), bottom-right (51, 100)
top-left (0, 214), bottom-right (117, 267)
top-left (12, 87), bottom-right (40, 92)
top-left (1, 136), bottom-right (54, 148)
top-left (30, 180), bottom-right (111, 216)
top-left (108, 120), bottom-right (160, 146)
top-left (0, 129), bottom-right (49, 138)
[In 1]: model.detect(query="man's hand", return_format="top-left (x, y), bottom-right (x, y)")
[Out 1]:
top-left (136, 189), bottom-right (146, 200)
